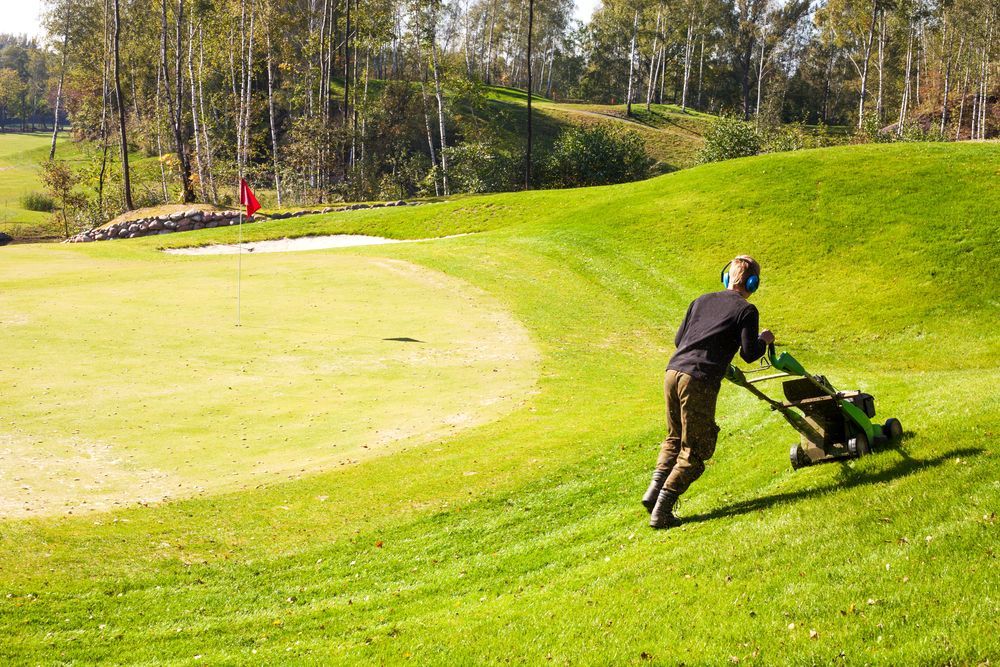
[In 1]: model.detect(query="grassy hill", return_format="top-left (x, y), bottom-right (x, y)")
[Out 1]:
top-left (1, 142), bottom-right (997, 663)
top-left (0, 132), bottom-right (85, 241)
top-left (485, 86), bottom-right (712, 173)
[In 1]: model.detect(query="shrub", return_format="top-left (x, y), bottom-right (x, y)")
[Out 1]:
top-left (543, 124), bottom-right (650, 188)
top-left (698, 117), bottom-right (762, 163)
top-left (445, 142), bottom-right (521, 194)
top-left (20, 191), bottom-right (55, 212)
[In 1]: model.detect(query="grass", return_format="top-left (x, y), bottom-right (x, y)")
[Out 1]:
top-left (484, 86), bottom-right (713, 173)
top-left (1, 142), bottom-right (998, 664)
top-left (0, 132), bottom-right (85, 240)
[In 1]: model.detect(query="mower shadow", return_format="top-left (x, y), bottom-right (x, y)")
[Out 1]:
top-left (681, 444), bottom-right (984, 526)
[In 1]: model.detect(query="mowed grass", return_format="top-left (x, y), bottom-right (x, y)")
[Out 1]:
top-left (0, 132), bottom-right (83, 240)
top-left (1, 142), bottom-right (998, 664)
top-left (485, 86), bottom-right (712, 173)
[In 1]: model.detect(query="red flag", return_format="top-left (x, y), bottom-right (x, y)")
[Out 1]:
top-left (239, 178), bottom-right (261, 218)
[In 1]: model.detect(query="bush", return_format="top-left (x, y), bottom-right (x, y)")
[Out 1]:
top-left (20, 191), bottom-right (55, 212)
top-left (445, 142), bottom-right (521, 194)
top-left (698, 117), bottom-right (762, 163)
top-left (543, 124), bottom-right (650, 188)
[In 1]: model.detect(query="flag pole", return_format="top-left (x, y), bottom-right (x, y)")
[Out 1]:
top-left (236, 185), bottom-right (243, 327)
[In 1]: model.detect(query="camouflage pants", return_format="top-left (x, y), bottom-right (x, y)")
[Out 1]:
top-left (656, 370), bottom-right (721, 496)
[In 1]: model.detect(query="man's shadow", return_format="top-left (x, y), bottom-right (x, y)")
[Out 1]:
top-left (681, 439), bottom-right (984, 525)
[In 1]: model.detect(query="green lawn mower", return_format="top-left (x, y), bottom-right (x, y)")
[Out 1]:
top-left (726, 344), bottom-right (903, 469)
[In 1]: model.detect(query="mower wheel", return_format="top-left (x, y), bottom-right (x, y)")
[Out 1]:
top-left (790, 444), bottom-right (810, 470)
top-left (847, 431), bottom-right (871, 458)
top-left (883, 418), bottom-right (903, 443)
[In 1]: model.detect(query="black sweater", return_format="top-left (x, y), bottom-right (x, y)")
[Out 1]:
top-left (667, 290), bottom-right (767, 385)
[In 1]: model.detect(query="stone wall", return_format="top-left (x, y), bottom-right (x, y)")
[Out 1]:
top-left (65, 200), bottom-right (419, 243)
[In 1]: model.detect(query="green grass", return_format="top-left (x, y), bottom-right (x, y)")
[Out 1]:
top-left (484, 86), bottom-right (713, 173)
top-left (1, 142), bottom-right (998, 664)
top-left (0, 132), bottom-right (85, 240)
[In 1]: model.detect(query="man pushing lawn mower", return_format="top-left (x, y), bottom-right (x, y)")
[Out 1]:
top-left (643, 255), bottom-right (773, 529)
top-left (642, 256), bottom-right (904, 529)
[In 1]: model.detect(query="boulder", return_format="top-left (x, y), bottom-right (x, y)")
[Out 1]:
top-left (149, 220), bottom-right (162, 231)
top-left (183, 208), bottom-right (200, 218)
top-left (206, 221), bottom-right (218, 228)
top-left (191, 213), bottom-right (204, 223)
top-left (169, 211), bottom-right (186, 221)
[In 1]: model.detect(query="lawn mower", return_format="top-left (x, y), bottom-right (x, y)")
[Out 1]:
top-left (726, 344), bottom-right (903, 469)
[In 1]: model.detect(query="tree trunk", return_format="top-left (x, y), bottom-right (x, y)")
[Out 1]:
top-left (683, 18), bottom-right (695, 111)
top-left (755, 34), bottom-right (765, 117)
top-left (197, 27), bottom-right (217, 202)
top-left (525, 0), bottom-right (533, 189)
top-left (112, 0), bottom-right (134, 210)
top-left (646, 5), bottom-right (662, 111)
top-left (941, 34), bottom-right (962, 135)
top-left (430, 22), bottom-right (449, 195)
top-left (173, 0), bottom-right (193, 202)
top-left (697, 34), bottom-right (705, 109)
top-left (266, 33), bottom-right (282, 206)
top-left (49, 13), bottom-right (69, 160)
top-left (897, 23), bottom-right (913, 136)
top-left (415, 36), bottom-right (439, 196)
top-left (187, 17), bottom-right (205, 200)
top-left (955, 65), bottom-right (969, 140)
top-left (857, 0), bottom-right (879, 129)
top-left (626, 10), bottom-right (638, 117)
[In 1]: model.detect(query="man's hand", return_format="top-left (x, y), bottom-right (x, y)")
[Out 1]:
top-left (759, 329), bottom-right (775, 345)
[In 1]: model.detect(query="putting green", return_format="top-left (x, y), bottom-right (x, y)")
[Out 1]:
top-left (0, 244), bottom-right (538, 517)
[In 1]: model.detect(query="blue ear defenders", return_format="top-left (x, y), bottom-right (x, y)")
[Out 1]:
top-left (721, 259), bottom-right (760, 293)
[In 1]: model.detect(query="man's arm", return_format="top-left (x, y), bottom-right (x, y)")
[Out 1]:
top-left (738, 306), bottom-right (769, 363)
top-left (674, 301), bottom-right (694, 347)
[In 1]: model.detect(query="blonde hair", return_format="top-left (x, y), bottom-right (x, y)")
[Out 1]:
top-left (728, 255), bottom-right (760, 289)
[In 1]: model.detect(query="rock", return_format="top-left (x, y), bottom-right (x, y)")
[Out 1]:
top-left (191, 213), bottom-right (203, 223)
top-left (321, 207), bottom-right (332, 213)
top-left (169, 211), bottom-right (186, 221)
top-left (183, 208), bottom-right (199, 218)
top-left (158, 230), bottom-right (172, 235)
top-left (149, 220), bottom-right (162, 231)
top-left (138, 223), bottom-right (148, 232)
top-left (206, 221), bottom-right (218, 228)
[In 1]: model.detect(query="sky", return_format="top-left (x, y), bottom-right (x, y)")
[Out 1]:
top-left (4, 0), bottom-right (601, 42)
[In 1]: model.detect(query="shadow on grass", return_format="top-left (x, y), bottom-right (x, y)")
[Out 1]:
top-left (682, 443), bottom-right (984, 525)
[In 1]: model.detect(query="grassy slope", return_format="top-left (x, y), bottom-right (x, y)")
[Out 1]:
top-left (0, 132), bottom-right (85, 239)
top-left (485, 86), bottom-right (712, 173)
top-left (1, 143), bottom-right (998, 664)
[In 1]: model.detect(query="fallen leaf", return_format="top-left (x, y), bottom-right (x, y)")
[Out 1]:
top-left (809, 630), bottom-right (819, 640)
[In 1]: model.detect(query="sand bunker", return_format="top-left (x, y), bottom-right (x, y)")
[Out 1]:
top-left (164, 234), bottom-right (461, 255)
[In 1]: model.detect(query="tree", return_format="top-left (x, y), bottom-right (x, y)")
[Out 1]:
top-left (39, 159), bottom-right (86, 238)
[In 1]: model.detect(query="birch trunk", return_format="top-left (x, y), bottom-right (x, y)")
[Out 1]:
top-left (646, 6), bottom-right (662, 111)
top-left (625, 10), bottom-right (638, 117)
top-left (857, 0), bottom-right (880, 129)
top-left (683, 18), bottom-right (697, 111)
top-left (266, 33), bottom-right (282, 205)
top-left (430, 25), bottom-right (449, 195)
top-left (49, 12), bottom-right (69, 160)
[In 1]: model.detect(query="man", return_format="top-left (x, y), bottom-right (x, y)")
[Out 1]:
top-left (642, 255), bottom-right (774, 529)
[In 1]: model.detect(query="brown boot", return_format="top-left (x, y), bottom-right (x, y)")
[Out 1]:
top-left (649, 489), bottom-right (682, 529)
top-left (641, 470), bottom-right (669, 513)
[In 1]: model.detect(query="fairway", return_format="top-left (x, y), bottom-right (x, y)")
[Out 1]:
top-left (0, 243), bottom-right (538, 517)
top-left (1, 143), bottom-right (998, 664)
